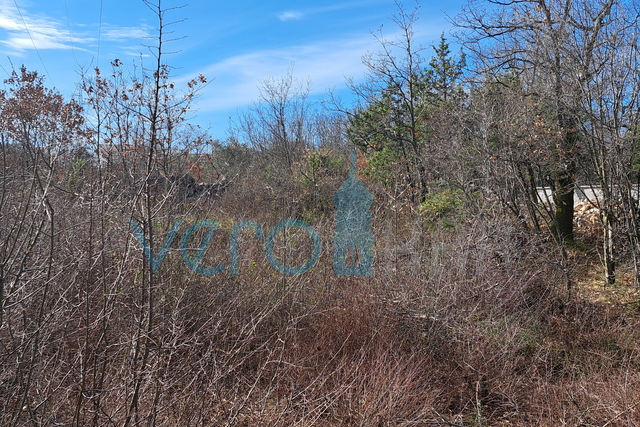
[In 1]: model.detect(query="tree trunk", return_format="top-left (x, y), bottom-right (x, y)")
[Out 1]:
top-left (600, 206), bottom-right (616, 285)
top-left (553, 169), bottom-right (575, 242)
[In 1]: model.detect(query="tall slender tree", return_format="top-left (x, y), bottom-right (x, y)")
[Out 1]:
top-left (424, 33), bottom-right (466, 104)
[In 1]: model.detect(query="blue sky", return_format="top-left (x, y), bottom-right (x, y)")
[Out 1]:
top-left (0, 0), bottom-right (467, 139)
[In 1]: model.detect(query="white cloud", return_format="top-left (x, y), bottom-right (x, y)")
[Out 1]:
top-left (190, 18), bottom-right (449, 117)
top-left (100, 24), bottom-right (151, 42)
top-left (190, 34), bottom-right (379, 116)
top-left (0, 0), bottom-right (149, 54)
top-left (277, 1), bottom-right (388, 23)
top-left (0, 0), bottom-right (73, 52)
top-left (278, 11), bottom-right (304, 22)
top-left (2, 35), bottom-right (71, 51)
top-left (184, 14), bottom-right (452, 136)
top-left (0, 14), bottom-right (23, 32)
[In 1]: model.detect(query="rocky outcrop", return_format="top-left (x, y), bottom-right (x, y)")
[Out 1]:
top-left (168, 173), bottom-right (230, 199)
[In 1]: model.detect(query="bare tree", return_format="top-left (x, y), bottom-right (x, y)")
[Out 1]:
top-left (235, 66), bottom-right (312, 172)
top-left (456, 0), bottom-right (640, 285)
top-left (0, 66), bottom-right (86, 425)
top-left (572, 2), bottom-right (640, 285)
top-left (456, 0), bottom-right (613, 242)
top-left (81, 1), bottom-right (211, 424)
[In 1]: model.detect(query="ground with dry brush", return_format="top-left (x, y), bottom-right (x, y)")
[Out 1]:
top-left (3, 167), bottom-right (640, 426)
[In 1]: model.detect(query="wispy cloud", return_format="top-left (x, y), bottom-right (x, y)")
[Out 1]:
top-left (100, 24), bottom-right (151, 42)
top-left (191, 34), bottom-right (379, 116)
top-left (278, 11), bottom-right (304, 22)
top-left (0, 0), bottom-right (149, 54)
top-left (276, 0), bottom-right (387, 23)
top-left (310, 0), bottom-right (387, 15)
top-left (0, 0), bottom-right (76, 52)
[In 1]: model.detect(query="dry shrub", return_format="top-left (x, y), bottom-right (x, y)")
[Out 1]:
top-left (4, 157), bottom-right (640, 426)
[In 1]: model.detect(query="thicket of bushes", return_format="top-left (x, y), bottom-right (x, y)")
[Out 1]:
top-left (3, 0), bottom-right (640, 424)
top-left (2, 139), bottom-right (640, 425)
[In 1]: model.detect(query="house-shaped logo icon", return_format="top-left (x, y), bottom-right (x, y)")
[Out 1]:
top-left (333, 152), bottom-right (375, 276)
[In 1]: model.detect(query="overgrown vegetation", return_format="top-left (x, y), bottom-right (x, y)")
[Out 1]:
top-left (3, 0), bottom-right (640, 425)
